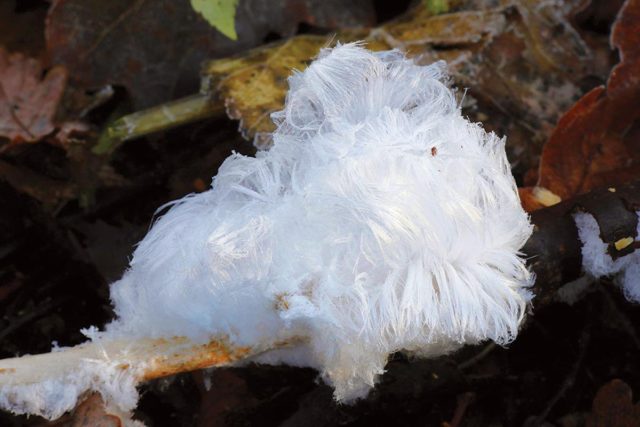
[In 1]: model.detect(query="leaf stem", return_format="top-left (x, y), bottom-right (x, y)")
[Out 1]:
top-left (94, 93), bottom-right (223, 156)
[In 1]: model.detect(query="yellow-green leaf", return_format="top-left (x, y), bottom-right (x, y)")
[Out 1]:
top-left (424, 0), bottom-right (449, 15)
top-left (190, 0), bottom-right (239, 40)
top-left (201, 0), bottom-right (595, 163)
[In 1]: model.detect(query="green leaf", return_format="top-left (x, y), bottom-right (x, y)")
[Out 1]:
top-left (190, 0), bottom-right (239, 40)
top-left (423, 0), bottom-right (449, 15)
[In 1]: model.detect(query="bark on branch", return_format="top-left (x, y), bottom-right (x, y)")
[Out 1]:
top-left (524, 180), bottom-right (640, 305)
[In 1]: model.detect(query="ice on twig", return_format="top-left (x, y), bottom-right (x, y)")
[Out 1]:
top-left (0, 43), bottom-right (534, 419)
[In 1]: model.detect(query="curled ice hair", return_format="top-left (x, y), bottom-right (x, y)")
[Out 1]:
top-left (107, 43), bottom-right (534, 401)
top-left (574, 211), bottom-right (640, 303)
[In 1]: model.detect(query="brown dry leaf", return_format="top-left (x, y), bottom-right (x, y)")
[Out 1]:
top-left (521, 0), bottom-right (640, 209)
top-left (0, 47), bottom-right (67, 146)
top-left (45, 0), bottom-right (375, 110)
top-left (586, 379), bottom-right (640, 427)
top-left (203, 0), bottom-right (599, 166)
top-left (38, 394), bottom-right (123, 427)
top-left (69, 394), bottom-right (123, 427)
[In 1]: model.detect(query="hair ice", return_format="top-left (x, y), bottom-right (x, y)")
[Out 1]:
top-left (574, 211), bottom-right (640, 302)
top-left (107, 43), bottom-right (534, 400)
top-left (0, 43), bottom-right (535, 419)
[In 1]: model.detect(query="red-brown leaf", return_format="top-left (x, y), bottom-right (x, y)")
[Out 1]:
top-left (531, 0), bottom-right (640, 205)
top-left (0, 47), bottom-right (67, 145)
top-left (586, 379), bottom-right (640, 427)
top-left (69, 395), bottom-right (122, 427)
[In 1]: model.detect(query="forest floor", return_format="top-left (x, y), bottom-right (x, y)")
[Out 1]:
top-left (1, 0), bottom-right (639, 426)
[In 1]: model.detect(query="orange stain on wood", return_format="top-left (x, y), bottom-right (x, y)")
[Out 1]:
top-left (140, 337), bottom-right (252, 381)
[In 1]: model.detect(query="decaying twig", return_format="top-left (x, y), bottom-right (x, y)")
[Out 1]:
top-left (94, 94), bottom-right (222, 156)
top-left (524, 180), bottom-right (640, 305)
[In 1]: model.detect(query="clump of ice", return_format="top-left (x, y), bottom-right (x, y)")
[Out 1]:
top-left (574, 211), bottom-right (640, 302)
top-left (106, 43), bottom-right (534, 400)
top-left (107, 43), bottom-right (533, 400)
top-left (0, 43), bottom-right (535, 419)
top-left (0, 359), bottom-right (139, 421)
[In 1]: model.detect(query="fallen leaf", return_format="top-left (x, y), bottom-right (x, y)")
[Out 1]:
top-left (35, 394), bottom-right (124, 426)
top-left (70, 394), bottom-right (123, 427)
top-left (0, 47), bottom-right (67, 145)
top-left (586, 379), bottom-right (640, 427)
top-left (202, 0), bottom-right (599, 163)
top-left (522, 0), bottom-right (640, 208)
top-left (204, 34), bottom-right (343, 145)
top-left (45, 0), bottom-right (375, 110)
top-left (191, 0), bottom-right (240, 40)
top-left (424, 0), bottom-right (450, 15)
